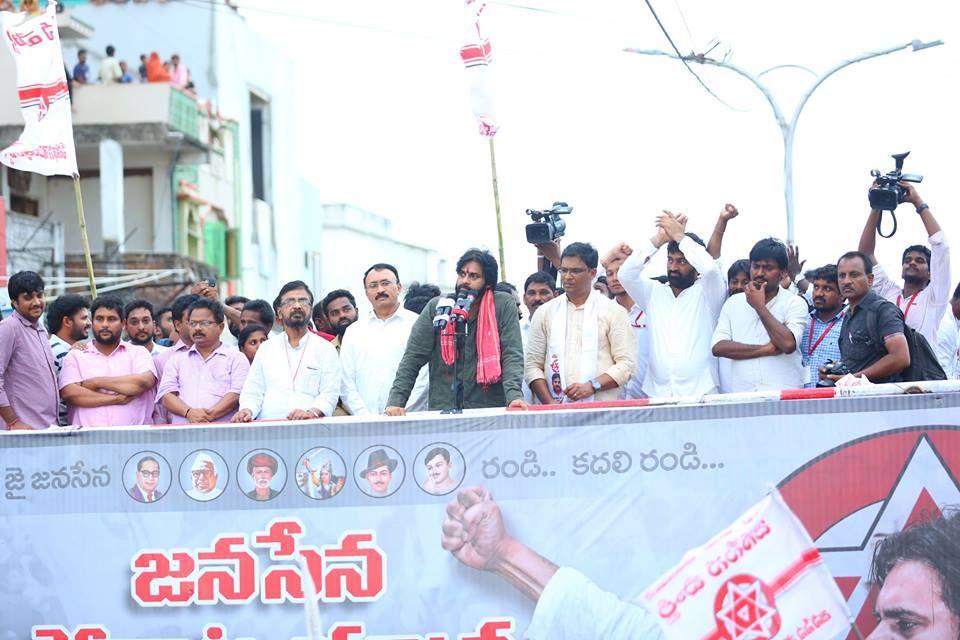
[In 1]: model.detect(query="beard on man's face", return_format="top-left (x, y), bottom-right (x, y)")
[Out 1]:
top-left (667, 272), bottom-right (697, 290)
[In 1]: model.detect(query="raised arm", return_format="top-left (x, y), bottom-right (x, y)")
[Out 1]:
top-left (707, 204), bottom-right (738, 260)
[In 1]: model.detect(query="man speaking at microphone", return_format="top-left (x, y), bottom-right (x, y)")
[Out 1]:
top-left (385, 249), bottom-right (525, 414)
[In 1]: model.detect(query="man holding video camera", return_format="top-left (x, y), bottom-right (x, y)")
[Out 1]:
top-left (858, 178), bottom-right (950, 347)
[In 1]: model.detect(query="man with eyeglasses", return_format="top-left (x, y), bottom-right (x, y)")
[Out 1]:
top-left (340, 263), bottom-right (428, 415)
top-left (386, 248), bottom-right (525, 413)
top-left (60, 296), bottom-right (157, 427)
top-left (234, 280), bottom-right (341, 422)
top-left (157, 298), bottom-right (250, 424)
top-left (129, 456), bottom-right (163, 503)
top-left (526, 242), bottom-right (635, 404)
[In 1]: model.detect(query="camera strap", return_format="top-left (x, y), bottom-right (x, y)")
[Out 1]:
top-left (876, 210), bottom-right (898, 239)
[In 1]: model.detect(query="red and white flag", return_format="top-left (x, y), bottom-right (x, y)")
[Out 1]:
top-left (460, 0), bottom-right (498, 137)
top-left (638, 490), bottom-right (851, 640)
top-left (0, 1), bottom-right (78, 177)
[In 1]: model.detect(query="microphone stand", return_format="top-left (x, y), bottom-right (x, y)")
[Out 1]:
top-left (443, 309), bottom-right (469, 415)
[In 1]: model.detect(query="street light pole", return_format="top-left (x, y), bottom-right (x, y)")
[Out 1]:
top-left (625, 39), bottom-right (943, 243)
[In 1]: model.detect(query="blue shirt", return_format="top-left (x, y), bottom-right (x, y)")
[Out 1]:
top-left (800, 309), bottom-right (844, 387)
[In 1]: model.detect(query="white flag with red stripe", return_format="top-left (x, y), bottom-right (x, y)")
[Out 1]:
top-left (461, 0), bottom-right (498, 137)
top-left (0, 1), bottom-right (78, 177)
top-left (638, 490), bottom-right (851, 640)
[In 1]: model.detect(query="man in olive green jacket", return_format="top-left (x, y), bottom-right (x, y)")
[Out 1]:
top-left (386, 249), bottom-right (525, 413)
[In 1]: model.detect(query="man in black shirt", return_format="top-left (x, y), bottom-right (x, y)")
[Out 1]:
top-left (823, 251), bottom-right (910, 384)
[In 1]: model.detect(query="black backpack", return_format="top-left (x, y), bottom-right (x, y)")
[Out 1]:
top-left (864, 303), bottom-right (946, 382)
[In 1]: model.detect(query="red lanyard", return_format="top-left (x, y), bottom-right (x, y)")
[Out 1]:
top-left (896, 291), bottom-right (921, 321)
top-left (807, 315), bottom-right (840, 357)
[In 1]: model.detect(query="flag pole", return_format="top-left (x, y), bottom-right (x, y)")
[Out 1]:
top-left (488, 137), bottom-right (506, 281)
top-left (72, 174), bottom-right (97, 298)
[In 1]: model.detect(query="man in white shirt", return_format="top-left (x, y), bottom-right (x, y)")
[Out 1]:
top-left (233, 281), bottom-right (340, 422)
top-left (858, 181), bottom-right (950, 347)
top-left (936, 283), bottom-right (960, 379)
top-left (601, 245), bottom-right (650, 399)
top-left (340, 263), bottom-right (427, 415)
top-left (617, 211), bottom-right (726, 398)
top-left (98, 45), bottom-right (123, 83)
top-left (442, 486), bottom-right (664, 640)
top-left (712, 238), bottom-right (809, 392)
top-left (519, 272), bottom-right (557, 402)
top-left (526, 242), bottom-right (635, 404)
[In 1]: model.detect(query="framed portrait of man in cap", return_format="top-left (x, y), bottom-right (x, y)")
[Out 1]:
top-left (354, 445), bottom-right (405, 498)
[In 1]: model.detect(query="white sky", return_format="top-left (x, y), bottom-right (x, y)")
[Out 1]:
top-left (242, 0), bottom-right (958, 287)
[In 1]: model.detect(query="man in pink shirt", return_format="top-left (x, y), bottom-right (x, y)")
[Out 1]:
top-left (152, 294), bottom-right (199, 423)
top-left (0, 271), bottom-right (59, 430)
top-left (60, 297), bottom-right (157, 427)
top-left (157, 298), bottom-right (249, 424)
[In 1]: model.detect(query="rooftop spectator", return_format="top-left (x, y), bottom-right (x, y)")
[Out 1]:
top-left (99, 44), bottom-right (122, 83)
top-left (118, 61), bottom-right (134, 84)
top-left (145, 52), bottom-right (170, 83)
top-left (169, 53), bottom-right (189, 89)
top-left (73, 49), bottom-right (90, 85)
top-left (138, 53), bottom-right (148, 82)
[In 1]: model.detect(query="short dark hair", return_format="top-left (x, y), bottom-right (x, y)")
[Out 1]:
top-left (403, 282), bottom-right (441, 314)
top-left (90, 296), bottom-right (125, 320)
top-left (425, 447), bottom-right (451, 465)
top-left (137, 456), bottom-right (159, 472)
top-left (78, 48), bottom-right (87, 56)
top-left (106, 45), bottom-right (115, 56)
top-left (238, 323), bottom-right (268, 347)
top-left (456, 249), bottom-right (498, 290)
top-left (953, 281), bottom-right (960, 301)
top-left (803, 264), bottom-right (838, 285)
top-left (902, 244), bottom-right (932, 265)
top-left (560, 242), bottom-right (599, 269)
top-left (224, 295), bottom-right (249, 307)
top-left (188, 297), bottom-right (225, 324)
top-left (243, 299), bottom-right (275, 327)
top-left (45, 294), bottom-right (89, 334)
top-left (594, 275), bottom-right (608, 285)
top-left (749, 238), bottom-right (788, 270)
top-left (727, 259), bottom-right (750, 283)
top-left (838, 251), bottom-right (873, 275)
top-left (870, 508), bottom-right (960, 621)
top-left (363, 263), bottom-right (400, 286)
top-left (8, 270), bottom-right (44, 301)
top-left (171, 294), bottom-right (200, 324)
top-left (274, 280), bottom-right (314, 311)
top-left (156, 306), bottom-right (172, 318)
top-left (495, 281), bottom-right (518, 294)
top-left (123, 299), bottom-right (155, 322)
top-left (524, 271), bottom-right (555, 292)
top-left (667, 232), bottom-right (707, 255)
top-left (321, 289), bottom-right (357, 317)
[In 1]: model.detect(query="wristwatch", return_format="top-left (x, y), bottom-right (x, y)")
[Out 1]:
top-left (590, 379), bottom-right (602, 393)
top-left (916, 203), bottom-right (930, 214)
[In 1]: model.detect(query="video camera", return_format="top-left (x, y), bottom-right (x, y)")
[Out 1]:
top-left (525, 202), bottom-right (572, 245)
top-left (868, 152), bottom-right (923, 212)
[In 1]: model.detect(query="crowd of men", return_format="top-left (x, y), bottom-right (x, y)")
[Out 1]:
top-left (0, 181), bottom-right (957, 429)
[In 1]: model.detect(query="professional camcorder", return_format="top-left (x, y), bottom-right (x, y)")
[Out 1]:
top-left (868, 152), bottom-right (923, 212)
top-left (525, 201), bottom-right (572, 244)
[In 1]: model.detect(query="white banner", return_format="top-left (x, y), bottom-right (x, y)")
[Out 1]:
top-left (0, 1), bottom-right (79, 177)
top-left (640, 491), bottom-right (851, 640)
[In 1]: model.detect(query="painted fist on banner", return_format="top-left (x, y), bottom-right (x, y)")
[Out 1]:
top-left (442, 486), bottom-right (509, 571)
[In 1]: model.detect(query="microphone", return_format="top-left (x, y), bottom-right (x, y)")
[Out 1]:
top-left (433, 297), bottom-right (456, 329)
top-left (455, 289), bottom-right (479, 313)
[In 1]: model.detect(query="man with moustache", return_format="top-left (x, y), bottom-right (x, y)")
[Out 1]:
top-left (152, 294), bottom-right (199, 423)
top-left (712, 238), bottom-right (809, 392)
top-left (386, 248), bottom-right (525, 413)
top-left (340, 264), bottom-right (427, 415)
top-left (318, 289), bottom-right (359, 349)
top-left (60, 297), bottom-right (157, 427)
top-left (123, 300), bottom-right (168, 357)
top-left (359, 448), bottom-right (398, 497)
top-left (519, 272), bottom-right (557, 401)
top-left (858, 180), bottom-right (949, 347)
top-left (234, 281), bottom-right (341, 421)
top-left (128, 456), bottom-right (163, 503)
top-left (46, 294), bottom-right (91, 425)
top-left (598, 248), bottom-right (651, 400)
top-left (618, 211), bottom-right (726, 398)
top-left (157, 298), bottom-right (250, 424)
top-left (821, 252), bottom-right (910, 385)
top-left (526, 242), bottom-right (635, 404)
top-left (0, 271), bottom-right (59, 430)
top-left (245, 453), bottom-right (280, 501)
top-left (798, 265), bottom-right (845, 387)
top-left (421, 446), bottom-right (457, 495)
